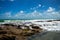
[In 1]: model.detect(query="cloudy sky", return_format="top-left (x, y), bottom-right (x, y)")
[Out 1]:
top-left (0, 0), bottom-right (60, 19)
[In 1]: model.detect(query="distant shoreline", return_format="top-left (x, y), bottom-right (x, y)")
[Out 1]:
top-left (0, 19), bottom-right (60, 22)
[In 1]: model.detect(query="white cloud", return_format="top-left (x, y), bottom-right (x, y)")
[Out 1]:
top-left (20, 10), bottom-right (24, 13)
top-left (30, 7), bottom-right (35, 10)
top-left (15, 11), bottom-right (26, 17)
top-left (5, 12), bottom-right (12, 17)
top-left (47, 7), bottom-right (55, 12)
top-left (1, 7), bottom-right (60, 19)
top-left (38, 4), bottom-right (41, 7)
top-left (30, 4), bottom-right (42, 10)
top-left (30, 10), bottom-right (42, 17)
top-left (14, 10), bottom-right (42, 19)
top-left (0, 12), bottom-right (12, 19)
top-left (44, 7), bottom-right (60, 19)
top-left (10, 0), bottom-right (14, 2)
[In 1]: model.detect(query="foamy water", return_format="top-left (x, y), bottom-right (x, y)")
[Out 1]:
top-left (0, 19), bottom-right (60, 31)
top-left (31, 21), bottom-right (60, 31)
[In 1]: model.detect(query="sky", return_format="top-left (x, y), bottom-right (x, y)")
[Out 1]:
top-left (0, 0), bottom-right (60, 20)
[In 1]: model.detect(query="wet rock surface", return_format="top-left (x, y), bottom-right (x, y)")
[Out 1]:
top-left (0, 24), bottom-right (43, 40)
top-left (0, 35), bottom-right (15, 40)
top-left (28, 31), bottom-right (60, 40)
top-left (1, 21), bottom-right (60, 40)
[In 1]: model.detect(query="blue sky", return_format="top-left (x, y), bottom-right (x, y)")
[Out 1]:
top-left (0, 0), bottom-right (60, 19)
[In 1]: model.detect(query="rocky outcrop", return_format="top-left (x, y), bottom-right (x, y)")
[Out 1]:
top-left (0, 23), bottom-right (43, 40)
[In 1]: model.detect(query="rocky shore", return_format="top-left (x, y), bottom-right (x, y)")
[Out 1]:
top-left (0, 23), bottom-right (43, 40)
top-left (0, 20), bottom-right (60, 40)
